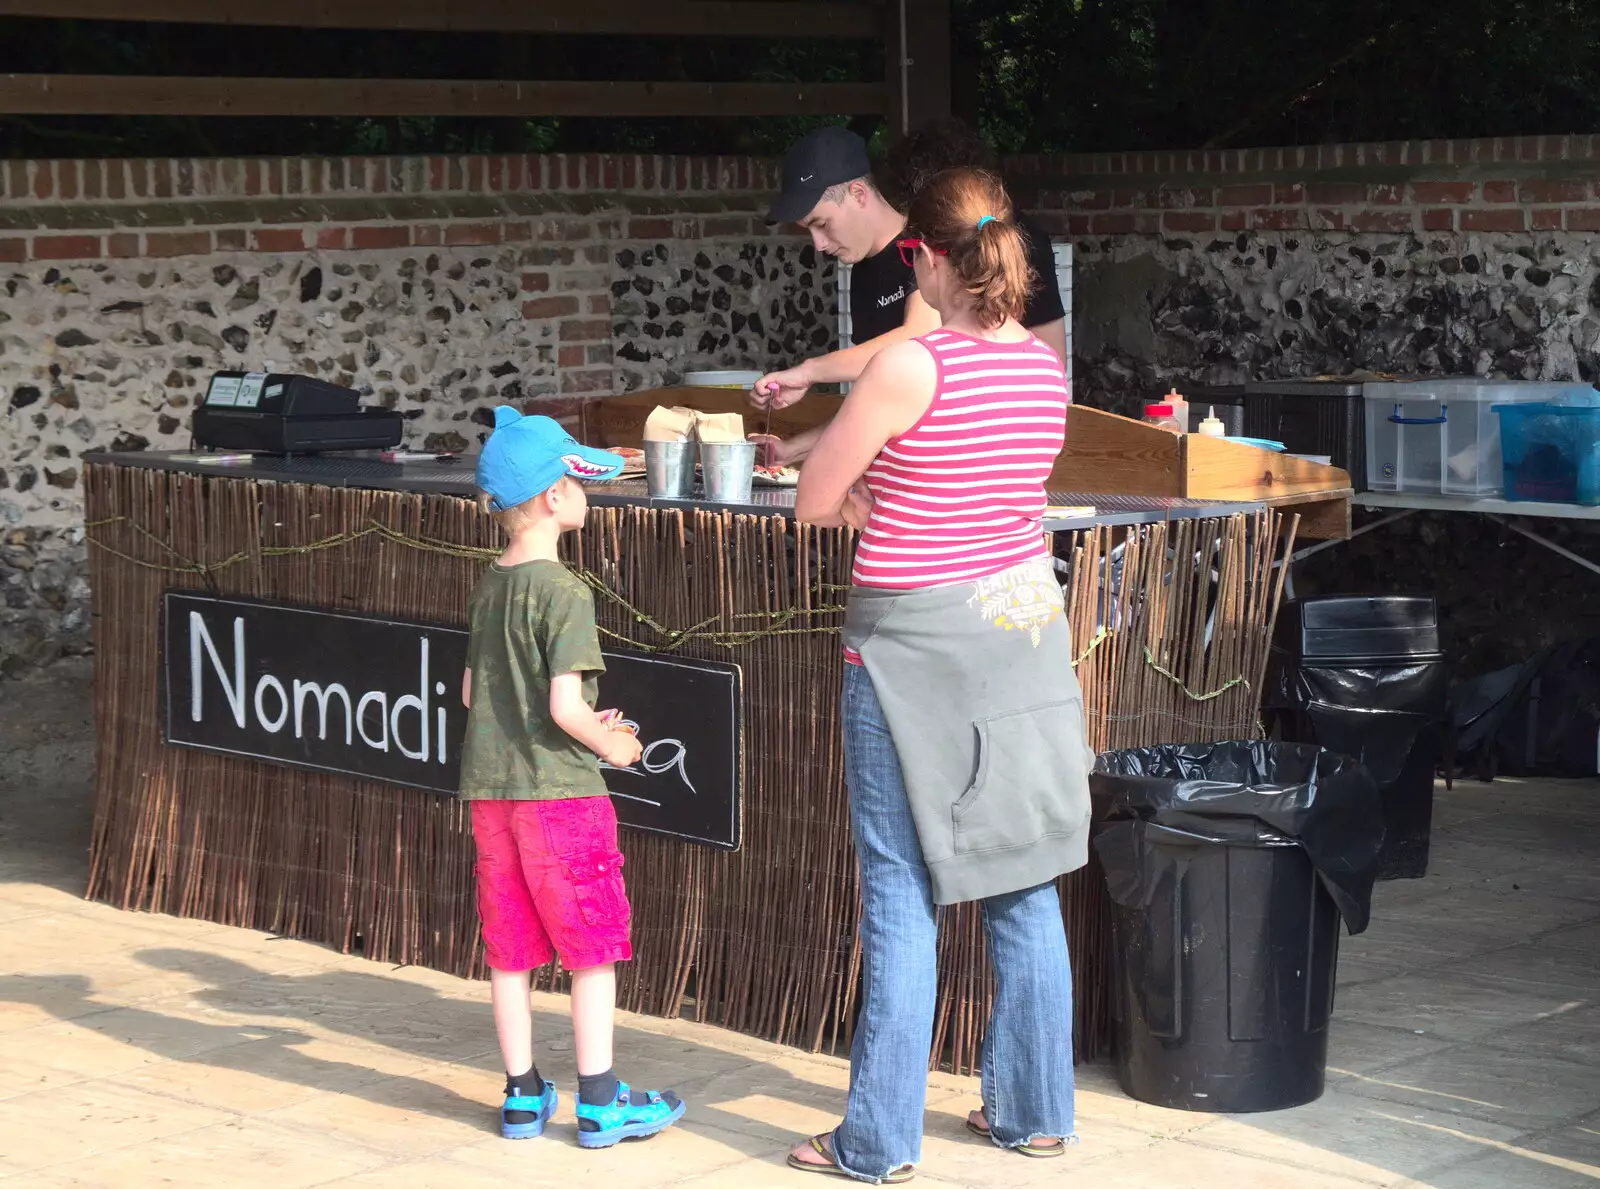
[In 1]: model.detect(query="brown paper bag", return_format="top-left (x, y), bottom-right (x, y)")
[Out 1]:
top-left (694, 411), bottom-right (746, 443)
top-left (643, 405), bottom-right (698, 442)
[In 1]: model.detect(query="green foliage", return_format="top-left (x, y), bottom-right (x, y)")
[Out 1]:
top-left (961, 0), bottom-right (1600, 152)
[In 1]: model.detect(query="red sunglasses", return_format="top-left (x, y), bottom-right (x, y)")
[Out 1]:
top-left (896, 237), bottom-right (948, 268)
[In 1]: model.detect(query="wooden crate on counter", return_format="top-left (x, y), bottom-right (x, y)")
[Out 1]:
top-left (1050, 406), bottom-right (1353, 540)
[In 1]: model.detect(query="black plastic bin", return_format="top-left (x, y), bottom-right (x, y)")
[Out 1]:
top-left (1265, 596), bottom-right (1448, 880)
top-left (1092, 742), bottom-right (1384, 1113)
top-left (1190, 380), bottom-right (1367, 490)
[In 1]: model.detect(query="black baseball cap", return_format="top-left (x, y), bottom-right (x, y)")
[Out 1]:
top-left (766, 126), bottom-right (873, 225)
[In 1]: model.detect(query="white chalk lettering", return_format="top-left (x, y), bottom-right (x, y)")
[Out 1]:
top-left (254, 674), bottom-right (290, 733)
top-left (357, 691), bottom-right (390, 752)
top-left (600, 725), bottom-right (695, 795)
top-left (182, 608), bottom-right (460, 764)
top-left (435, 681), bottom-right (447, 764)
top-left (190, 611), bottom-right (246, 727)
top-left (642, 738), bottom-right (696, 793)
top-left (389, 637), bottom-right (431, 761)
top-left (294, 680), bottom-right (354, 744)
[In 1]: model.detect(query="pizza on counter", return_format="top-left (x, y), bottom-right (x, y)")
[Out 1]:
top-left (605, 446), bottom-right (646, 476)
top-left (753, 464), bottom-right (801, 487)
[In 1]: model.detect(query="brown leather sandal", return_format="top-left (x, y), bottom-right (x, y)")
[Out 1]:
top-left (787, 1134), bottom-right (916, 1183)
top-left (965, 1114), bottom-right (1067, 1158)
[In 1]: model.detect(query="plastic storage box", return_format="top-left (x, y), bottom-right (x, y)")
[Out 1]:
top-left (1494, 403), bottom-right (1600, 505)
top-left (1363, 380), bottom-right (1594, 495)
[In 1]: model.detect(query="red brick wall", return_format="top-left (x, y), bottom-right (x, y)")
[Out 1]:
top-left (0, 153), bottom-right (779, 261)
top-left (1007, 134), bottom-right (1600, 238)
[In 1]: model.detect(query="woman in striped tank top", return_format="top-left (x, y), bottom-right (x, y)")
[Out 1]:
top-left (790, 170), bottom-right (1091, 1182)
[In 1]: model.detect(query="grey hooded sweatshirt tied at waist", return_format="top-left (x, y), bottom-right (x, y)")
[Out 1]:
top-left (842, 559), bottom-right (1096, 905)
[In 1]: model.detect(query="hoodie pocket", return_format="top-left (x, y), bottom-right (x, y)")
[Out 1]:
top-left (952, 698), bottom-right (1093, 857)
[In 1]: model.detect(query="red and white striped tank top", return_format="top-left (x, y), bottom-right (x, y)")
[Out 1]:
top-left (850, 328), bottom-right (1069, 592)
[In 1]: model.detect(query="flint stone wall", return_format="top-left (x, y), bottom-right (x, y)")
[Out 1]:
top-left (0, 153), bottom-right (831, 673)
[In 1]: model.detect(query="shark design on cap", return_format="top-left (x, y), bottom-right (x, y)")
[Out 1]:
top-left (561, 453), bottom-right (618, 479)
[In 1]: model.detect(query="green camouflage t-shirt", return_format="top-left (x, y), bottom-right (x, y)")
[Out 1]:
top-left (459, 559), bottom-right (610, 801)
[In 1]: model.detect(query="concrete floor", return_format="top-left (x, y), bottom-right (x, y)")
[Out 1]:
top-left (1, 657), bottom-right (1597, 1188)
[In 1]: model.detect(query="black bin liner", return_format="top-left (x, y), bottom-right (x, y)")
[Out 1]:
top-left (1267, 597), bottom-right (1447, 880)
top-left (1092, 741), bottom-right (1384, 1113)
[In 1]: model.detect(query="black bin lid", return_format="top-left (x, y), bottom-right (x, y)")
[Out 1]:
top-left (1241, 379), bottom-right (1365, 397)
top-left (1276, 596), bottom-right (1440, 661)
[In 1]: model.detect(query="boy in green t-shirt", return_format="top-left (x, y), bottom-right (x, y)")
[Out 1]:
top-left (460, 406), bottom-right (685, 1147)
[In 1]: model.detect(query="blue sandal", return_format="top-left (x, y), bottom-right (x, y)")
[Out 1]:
top-left (501, 1081), bottom-right (559, 1140)
top-left (575, 1081), bottom-right (686, 1149)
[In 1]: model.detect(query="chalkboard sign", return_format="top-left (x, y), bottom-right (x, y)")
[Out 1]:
top-left (593, 652), bottom-right (742, 849)
top-left (161, 592), bottom-right (743, 850)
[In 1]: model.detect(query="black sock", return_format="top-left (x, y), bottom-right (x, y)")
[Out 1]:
top-left (506, 1065), bottom-right (543, 1097)
top-left (504, 1066), bottom-right (545, 1123)
top-left (578, 1069), bottom-right (620, 1107)
top-left (577, 1071), bottom-right (682, 1115)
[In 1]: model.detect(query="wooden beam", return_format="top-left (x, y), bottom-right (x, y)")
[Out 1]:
top-left (902, 0), bottom-right (950, 132)
top-left (0, 0), bottom-right (883, 38)
top-left (0, 75), bottom-right (890, 118)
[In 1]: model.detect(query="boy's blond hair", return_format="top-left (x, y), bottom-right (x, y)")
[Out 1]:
top-left (477, 475), bottom-right (575, 534)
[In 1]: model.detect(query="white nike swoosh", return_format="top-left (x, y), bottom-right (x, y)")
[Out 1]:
top-left (801, 174), bottom-right (814, 182)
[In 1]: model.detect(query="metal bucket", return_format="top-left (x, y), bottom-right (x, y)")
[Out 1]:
top-left (644, 438), bottom-right (697, 499)
top-left (699, 441), bottom-right (756, 504)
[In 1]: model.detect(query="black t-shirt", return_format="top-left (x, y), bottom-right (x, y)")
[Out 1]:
top-left (1018, 214), bottom-right (1067, 328)
top-left (846, 215), bottom-right (1066, 345)
top-left (848, 239), bottom-right (916, 344)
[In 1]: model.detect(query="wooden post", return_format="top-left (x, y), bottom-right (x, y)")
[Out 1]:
top-left (886, 0), bottom-right (951, 136)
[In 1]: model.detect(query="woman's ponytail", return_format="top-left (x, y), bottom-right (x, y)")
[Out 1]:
top-left (907, 168), bottom-right (1035, 328)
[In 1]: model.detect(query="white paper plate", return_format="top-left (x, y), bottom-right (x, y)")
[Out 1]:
top-left (684, 370), bottom-right (761, 389)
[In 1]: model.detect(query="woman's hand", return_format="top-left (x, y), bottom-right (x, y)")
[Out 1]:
top-left (841, 484), bottom-right (875, 531)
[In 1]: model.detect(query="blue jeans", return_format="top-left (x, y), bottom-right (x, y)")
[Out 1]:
top-left (831, 664), bottom-right (1076, 1182)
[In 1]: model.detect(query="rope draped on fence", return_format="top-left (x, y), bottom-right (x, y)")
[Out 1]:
top-left (84, 512), bottom-right (1261, 695)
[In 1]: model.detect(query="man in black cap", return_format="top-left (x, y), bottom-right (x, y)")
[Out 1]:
top-left (751, 122), bottom-right (1067, 467)
top-left (750, 126), bottom-right (937, 466)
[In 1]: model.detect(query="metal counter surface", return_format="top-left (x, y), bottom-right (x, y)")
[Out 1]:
top-left (84, 451), bottom-right (1264, 529)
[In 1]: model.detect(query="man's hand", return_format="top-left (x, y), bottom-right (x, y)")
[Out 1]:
top-left (750, 365), bottom-right (811, 411)
top-left (603, 730), bottom-right (644, 768)
top-left (752, 424), bottom-right (826, 467)
top-left (748, 434), bottom-right (795, 468)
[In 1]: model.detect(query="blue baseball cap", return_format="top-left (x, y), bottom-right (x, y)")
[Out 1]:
top-left (476, 407), bottom-right (624, 511)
